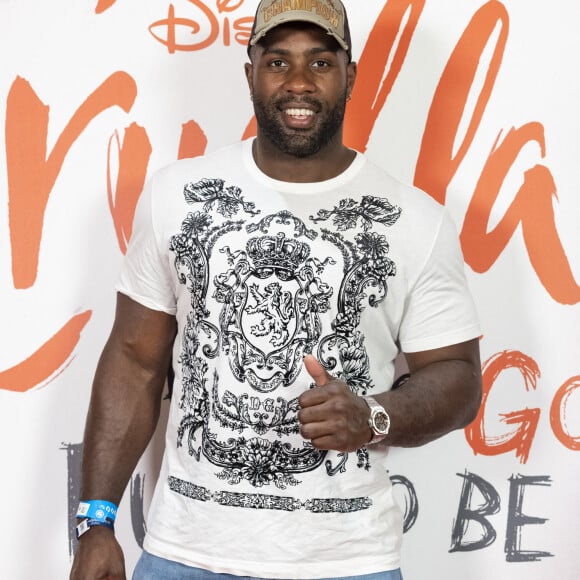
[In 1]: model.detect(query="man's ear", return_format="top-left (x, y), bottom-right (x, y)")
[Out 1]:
top-left (346, 61), bottom-right (357, 98)
top-left (244, 62), bottom-right (254, 99)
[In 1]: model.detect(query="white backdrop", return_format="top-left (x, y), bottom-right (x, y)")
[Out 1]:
top-left (0, 1), bottom-right (579, 579)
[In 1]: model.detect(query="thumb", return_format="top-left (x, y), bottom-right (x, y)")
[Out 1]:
top-left (303, 354), bottom-right (332, 387)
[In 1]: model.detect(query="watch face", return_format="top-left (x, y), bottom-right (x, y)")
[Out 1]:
top-left (373, 410), bottom-right (390, 435)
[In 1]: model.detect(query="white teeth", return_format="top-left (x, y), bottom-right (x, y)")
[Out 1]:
top-left (285, 108), bottom-right (314, 117)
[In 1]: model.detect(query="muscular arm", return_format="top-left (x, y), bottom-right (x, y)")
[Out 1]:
top-left (70, 292), bottom-right (176, 579)
top-left (374, 338), bottom-right (482, 447)
top-left (299, 338), bottom-right (482, 452)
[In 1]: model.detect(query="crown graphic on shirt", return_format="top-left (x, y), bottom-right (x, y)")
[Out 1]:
top-left (247, 232), bottom-right (310, 272)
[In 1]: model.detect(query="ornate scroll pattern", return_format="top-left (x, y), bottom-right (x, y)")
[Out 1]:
top-left (207, 437), bottom-right (326, 489)
top-left (171, 178), bottom-right (259, 460)
top-left (211, 383), bottom-right (300, 437)
top-left (246, 209), bottom-right (318, 240)
top-left (168, 476), bottom-right (372, 514)
top-left (311, 196), bottom-right (401, 395)
top-left (169, 184), bottom-right (399, 493)
top-left (213, 220), bottom-right (334, 394)
top-left (214, 232), bottom-right (333, 393)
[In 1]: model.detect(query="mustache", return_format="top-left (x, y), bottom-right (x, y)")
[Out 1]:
top-left (273, 96), bottom-right (323, 112)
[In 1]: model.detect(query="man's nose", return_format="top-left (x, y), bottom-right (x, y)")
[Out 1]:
top-left (282, 65), bottom-right (316, 94)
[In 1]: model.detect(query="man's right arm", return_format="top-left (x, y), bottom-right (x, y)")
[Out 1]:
top-left (70, 292), bottom-right (177, 580)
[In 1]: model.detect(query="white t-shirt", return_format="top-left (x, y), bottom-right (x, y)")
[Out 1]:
top-left (117, 139), bottom-right (480, 578)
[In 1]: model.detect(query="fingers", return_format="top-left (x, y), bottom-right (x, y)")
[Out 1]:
top-left (303, 354), bottom-right (333, 387)
top-left (299, 358), bottom-right (372, 452)
top-left (305, 435), bottom-right (340, 451)
top-left (299, 411), bottom-right (344, 451)
top-left (298, 379), bottom-right (357, 451)
top-left (299, 355), bottom-right (336, 410)
top-left (301, 417), bottom-right (361, 452)
top-left (299, 409), bottom-right (346, 441)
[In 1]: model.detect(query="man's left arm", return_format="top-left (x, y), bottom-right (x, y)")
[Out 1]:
top-left (380, 338), bottom-right (481, 447)
top-left (298, 338), bottom-right (482, 452)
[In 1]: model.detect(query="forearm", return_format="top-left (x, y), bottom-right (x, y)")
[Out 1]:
top-left (71, 295), bottom-right (175, 580)
top-left (79, 293), bottom-right (176, 504)
top-left (299, 341), bottom-right (482, 453)
top-left (80, 342), bottom-right (168, 502)
top-left (375, 356), bottom-right (482, 448)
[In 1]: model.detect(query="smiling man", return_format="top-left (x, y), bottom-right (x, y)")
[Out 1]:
top-left (70, 2), bottom-right (482, 579)
top-left (248, 28), bottom-right (353, 163)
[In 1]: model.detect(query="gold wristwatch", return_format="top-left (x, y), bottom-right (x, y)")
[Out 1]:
top-left (363, 396), bottom-right (391, 444)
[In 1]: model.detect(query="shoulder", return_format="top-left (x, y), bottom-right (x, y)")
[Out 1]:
top-left (358, 154), bottom-right (447, 223)
top-left (149, 141), bottom-right (245, 190)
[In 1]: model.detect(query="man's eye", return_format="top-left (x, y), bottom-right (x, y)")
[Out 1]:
top-left (312, 60), bottom-right (330, 68)
top-left (269, 59), bottom-right (287, 67)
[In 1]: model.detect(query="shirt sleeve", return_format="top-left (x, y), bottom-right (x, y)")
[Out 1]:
top-left (115, 177), bottom-right (177, 315)
top-left (398, 210), bottom-right (480, 353)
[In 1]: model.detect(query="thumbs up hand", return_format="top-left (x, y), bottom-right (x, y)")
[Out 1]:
top-left (298, 355), bottom-right (372, 452)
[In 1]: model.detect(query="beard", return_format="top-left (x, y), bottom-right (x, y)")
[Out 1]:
top-left (252, 90), bottom-right (347, 158)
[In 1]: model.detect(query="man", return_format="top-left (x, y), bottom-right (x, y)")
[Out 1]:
top-left (70, 1), bottom-right (482, 578)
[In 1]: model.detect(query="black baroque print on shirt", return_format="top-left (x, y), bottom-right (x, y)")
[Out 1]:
top-left (171, 179), bottom-right (259, 460)
top-left (170, 179), bottom-right (328, 487)
top-left (214, 229), bottom-right (334, 393)
top-left (169, 180), bottom-right (400, 495)
top-left (184, 178), bottom-right (260, 218)
top-left (168, 476), bottom-right (372, 513)
top-left (311, 196), bottom-right (401, 395)
top-left (212, 382), bottom-right (301, 437)
top-left (311, 195), bottom-right (402, 231)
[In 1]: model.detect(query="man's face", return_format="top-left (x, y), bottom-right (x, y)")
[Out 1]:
top-left (245, 23), bottom-right (356, 158)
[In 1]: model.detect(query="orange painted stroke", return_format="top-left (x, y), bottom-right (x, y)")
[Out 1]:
top-left (6, 72), bottom-right (137, 289)
top-left (465, 350), bottom-right (541, 464)
top-left (344, 0), bottom-right (425, 151)
top-left (415, 0), bottom-right (508, 204)
top-left (0, 311), bottom-right (92, 393)
top-left (178, 120), bottom-right (208, 159)
top-left (107, 124), bottom-right (153, 253)
top-left (461, 123), bottom-right (580, 305)
top-left (242, 116), bottom-right (257, 140)
top-left (550, 377), bottom-right (580, 451)
top-left (95, 0), bottom-right (116, 14)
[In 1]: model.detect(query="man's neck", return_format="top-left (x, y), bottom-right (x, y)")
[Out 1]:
top-left (251, 135), bottom-right (357, 183)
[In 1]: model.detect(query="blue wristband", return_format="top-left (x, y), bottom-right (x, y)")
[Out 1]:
top-left (75, 518), bottom-right (114, 539)
top-left (76, 500), bottom-right (118, 523)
